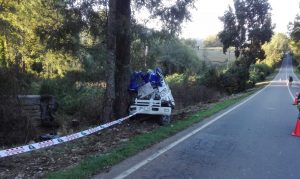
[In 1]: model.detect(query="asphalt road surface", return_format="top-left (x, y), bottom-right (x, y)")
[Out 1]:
top-left (95, 54), bottom-right (300, 179)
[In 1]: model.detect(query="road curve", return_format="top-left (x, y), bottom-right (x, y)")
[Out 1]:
top-left (94, 54), bottom-right (300, 179)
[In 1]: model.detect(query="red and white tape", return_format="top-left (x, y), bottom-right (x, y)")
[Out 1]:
top-left (0, 112), bottom-right (139, 158)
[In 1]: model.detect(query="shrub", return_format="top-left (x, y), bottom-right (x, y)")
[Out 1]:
top-left (39, 79), bottom-right (105, 124)
top-left (218, 64), bottom-right (249, 94)
top-left (200, 67), bottom-right (219, 87)
top-left (165, 73), bottom-right (185, 85)
top-left (166, 73), bottom-right (220, 108)
top-left (249, 64), bottom-right (271, 84)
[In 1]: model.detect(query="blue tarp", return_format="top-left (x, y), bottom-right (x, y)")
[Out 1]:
top-left (129, 68), bottom-right (163, 92)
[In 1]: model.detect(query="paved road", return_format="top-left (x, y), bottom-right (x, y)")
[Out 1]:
top-left (95, 54), bottom-right (300, 179)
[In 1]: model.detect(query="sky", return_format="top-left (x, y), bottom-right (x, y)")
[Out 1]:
top-left (180, 0), bottom-right (300, 39)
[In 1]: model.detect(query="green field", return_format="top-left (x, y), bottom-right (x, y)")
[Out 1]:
top-left (196, 47), bottom-right (236, 65)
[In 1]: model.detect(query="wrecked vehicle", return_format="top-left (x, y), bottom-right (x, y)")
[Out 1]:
top-left (129, 68), bottom-right (175, 125)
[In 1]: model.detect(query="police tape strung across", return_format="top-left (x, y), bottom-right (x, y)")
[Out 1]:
top-left (0, 111), bottom-right (139, 158)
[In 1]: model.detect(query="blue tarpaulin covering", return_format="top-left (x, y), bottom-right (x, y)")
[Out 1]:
top-left (129, 68), bottom-right (163, 92)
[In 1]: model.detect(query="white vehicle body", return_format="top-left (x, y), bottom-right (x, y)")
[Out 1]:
top-left (129, 79), bottom-right (175, 116)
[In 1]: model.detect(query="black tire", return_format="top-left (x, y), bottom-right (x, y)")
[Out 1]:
top-left (159, 115), bottom-right (171, 126)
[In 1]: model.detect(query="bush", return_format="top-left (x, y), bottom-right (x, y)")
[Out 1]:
top-left (166, 73), bottom-right (220, 108)
top-left (165, 73), bottom-right (186, 85)
top-left (40, 80), bottom-right (60, 95)
top-left (39, 79), bottom-right (105, 124)
top-left (200, 67), bottom-right (219, 87)
top-left (218, 64), bottom-right (249, 94)
top-left (249, 64), bottom-right (271, 84)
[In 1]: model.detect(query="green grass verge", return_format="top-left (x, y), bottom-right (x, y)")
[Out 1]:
top-left (46, 91), bottom-right (256, 179)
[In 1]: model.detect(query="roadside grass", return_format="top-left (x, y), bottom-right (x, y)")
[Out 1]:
top-left (46, 90), bottom-right (257, 179)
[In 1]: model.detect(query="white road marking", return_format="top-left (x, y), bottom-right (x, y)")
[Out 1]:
top-left (115, 83), bottom-right (272, 179)
top-left (288, 85), bottom-right (294, 100)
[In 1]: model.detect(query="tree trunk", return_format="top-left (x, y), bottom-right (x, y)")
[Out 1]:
top-left (103, 0), bottom-right (131, 121)
top-left (103, 0), bottom-right (117, 122)
top-left (114, 0), bottom-right (131, 118)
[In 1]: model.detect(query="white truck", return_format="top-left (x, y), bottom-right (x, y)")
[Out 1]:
top-left (129, 68), bottom-right (175, 125)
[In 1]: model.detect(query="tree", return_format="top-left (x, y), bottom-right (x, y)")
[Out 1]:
top-left (104, 0), bottom-right (195, 120)
top-left (0, 0), bottom-right (87, 77)
top-left (218, 7), bottom-right (239, 56)
top-left (290, 14), bottom-right (300, 42)
top-left (261, 33), bottom-right (289, 68)
top-left (218, 0), bottom-right (274, 66)
top-left (103, 0), bottom-right (117, 121)
top-left (289, 14), bottom-right (300, 62)
top-left (0, 0), bottom-right (57, 70)
top-left (0, 0), bottom-right (195, 121)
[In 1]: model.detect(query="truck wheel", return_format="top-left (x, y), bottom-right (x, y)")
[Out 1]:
top-left (159, 115), bottom-right (171, 126)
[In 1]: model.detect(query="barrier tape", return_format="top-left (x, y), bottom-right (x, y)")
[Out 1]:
top-left (0, 111), bottom-right (139, 158)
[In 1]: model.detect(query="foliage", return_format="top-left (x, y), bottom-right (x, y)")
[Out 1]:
top-left (203, 35), bottom-right (222, 47)
top-left (131, 31), bottom-right (202, 75)
top-left (260, 33), bottom-right (288, 68)
top-left (39, 78), bottom-right (105, 122)
top-left (218, 7), bottom-right (238, 55)
top-left (0, 0), bottom-right (108, 79)
top-left (289, 14), bottom-right (300, 63)
top-left (200, 67), bottom-right (219, 88)
top-left (133, 0), bottom-right (195, 35)
top-left (181, 38), bottom-right (198, 48)
top-left (0, 1), bottom-right (64, 72)
top-left (218, 0), bottom-right (274, 62)
top-left (165, 73), bottom-right (220, 108)
top-left (218, 58), bottom-right (250, 93)
top-left (217, 0), bottom-right (274, 93)
top-left (156, 39), bottom-right (201, 74)
top-left (289, 14), bottom-right (300, 42)
top-left (165, 73), bottom-right (186, 85)
top-left (130, 25), bottom-right (167, 71)
top-left (249, 63), bottom-right (271, 84)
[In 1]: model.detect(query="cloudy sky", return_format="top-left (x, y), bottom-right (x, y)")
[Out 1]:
top-left (180, 0), bottom-right (300, 39)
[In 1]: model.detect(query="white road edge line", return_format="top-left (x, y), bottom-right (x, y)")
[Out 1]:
top-left (115, 81), bottom-right (272, 179)
top-left (288, 84), bottom-right (294, 100)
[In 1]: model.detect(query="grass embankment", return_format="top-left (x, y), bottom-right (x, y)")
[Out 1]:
top-left (46, 90), bottom-right (257, 179)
